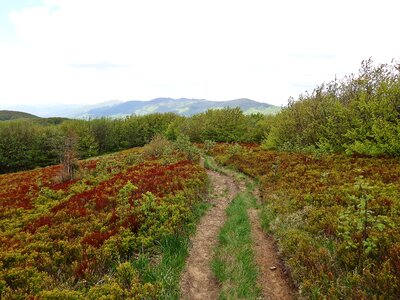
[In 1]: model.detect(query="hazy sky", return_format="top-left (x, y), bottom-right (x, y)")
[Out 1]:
top-left (0, 0), bottom-right (399, 107)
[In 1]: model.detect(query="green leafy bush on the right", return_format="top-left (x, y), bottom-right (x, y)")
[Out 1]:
top-left (263, 59), bottom-right (400, 156)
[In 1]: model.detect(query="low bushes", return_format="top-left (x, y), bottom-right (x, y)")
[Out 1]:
top-left (212, 144), bottom-right (400, 299)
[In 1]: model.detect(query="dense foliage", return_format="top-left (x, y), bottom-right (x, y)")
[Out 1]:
top-left (263, 59), bottom-right (400, 156)
top-left (211, 144), bottom-right (400, 299)
top-left (0, 109), bottom-right (271, 173)
top-left (0, 113), bottom-right (178, 173)
top-left (166, 107), bottom-right (271, 143)
top-left (0, 145), bottom-right (207, 298)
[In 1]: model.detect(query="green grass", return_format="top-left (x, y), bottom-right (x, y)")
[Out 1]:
top-left (205, 154), bottom-right (261, 298)
top-left (132, 235), bottom-right (188, 299)
top-left (212, 190), bottom-right (261, 299)
top-left (132, 201), bottom-right (210, 299)
top-left (259, 204), bottom-right (276, 233)
top-left (204, 155), bottom-right (224, 173)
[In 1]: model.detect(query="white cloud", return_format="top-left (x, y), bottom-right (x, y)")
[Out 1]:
top-left (0, 0), bottom-right (399, 107)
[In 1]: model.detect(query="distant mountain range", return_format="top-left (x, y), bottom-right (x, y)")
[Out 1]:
top-left (3, 98), bottom-right (281, 118)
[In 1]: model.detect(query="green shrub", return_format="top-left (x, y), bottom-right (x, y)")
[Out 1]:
top-left (39, 289), bottom-right (84, 300)
top-left (142, 134), bottom-right (173, 159)
top-left (173, 134), bottom-right (199, 161)
top-left (263, 59), bottom-right (400, 156)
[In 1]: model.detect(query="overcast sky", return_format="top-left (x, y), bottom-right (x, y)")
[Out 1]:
top-left (0, 0), bottom-right (399, 107)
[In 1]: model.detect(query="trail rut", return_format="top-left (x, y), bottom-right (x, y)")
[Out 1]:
top-left (179, 170), bottom-right (238, 300)
top-left (248, 206), bottom-right (293, 299)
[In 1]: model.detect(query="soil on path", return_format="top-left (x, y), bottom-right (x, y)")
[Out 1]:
top-left (180, 166), bottom-right (294, 300)
top-left (248, 189), bottom-right (293, 300)
top-left (180, 170), bottom-right (239, 300)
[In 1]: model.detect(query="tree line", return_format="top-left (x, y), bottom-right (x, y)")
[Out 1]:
top-left (0, 109), bottom-right (269, 173)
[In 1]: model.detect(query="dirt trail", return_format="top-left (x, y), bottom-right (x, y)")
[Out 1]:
top-left (180, 165), bottom-right (294, 300)
top-left (180, 170), bottom-right (239, 300)
top-left (248, 190), bottom-right (293, 300)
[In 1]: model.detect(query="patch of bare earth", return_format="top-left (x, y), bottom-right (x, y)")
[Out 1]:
top-left (180, 170), bottom-right (238, 300)
top-left (248, 189), bottom-right (293, 300)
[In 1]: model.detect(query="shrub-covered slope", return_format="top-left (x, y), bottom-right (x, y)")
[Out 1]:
top-left (212, 144), bottom-right (400, 299)
top-left (0, 145), bottom-right (207, 298)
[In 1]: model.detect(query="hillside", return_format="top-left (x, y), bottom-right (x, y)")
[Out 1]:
top-left (0, 110), bottom-right (39, 121)
top-left (0, 145), bottom-right (208, 298)
top-left (1, 60), bottom-right (399, 299)
top-left (4, 98), bottom-right (280, 118)
top-left (84, 98), bottom-right (280, 118)
top-left (2, 140), bottom-right (399, 299)
top-left (211, 144), bottom-right (400, 298)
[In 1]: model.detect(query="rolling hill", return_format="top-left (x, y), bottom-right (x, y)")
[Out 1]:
top-left (3, 98), bottom-right (280, 118)
top-left (81, 98), bottom-right (281, 118)
top-left (0, 110), bottom-right (39, 121)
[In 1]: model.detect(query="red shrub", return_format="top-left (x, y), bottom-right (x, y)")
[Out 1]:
top-left (26, 216), bottom-right (53, 233)
top-left (75, 258), bottom-right (89, 278)
top-left (81, 229), bottom-right (116, 248)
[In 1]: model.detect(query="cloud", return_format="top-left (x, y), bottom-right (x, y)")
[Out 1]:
top-left (69, 63), bottom-right (129, 71)
top-left (0, 0), bottom-right (400, 106)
